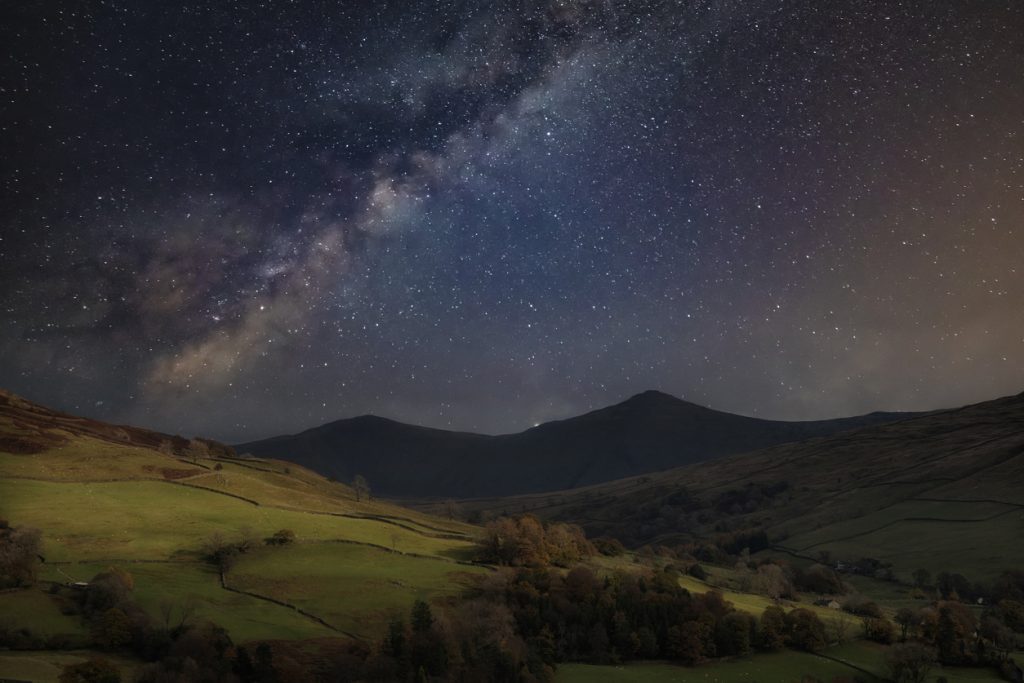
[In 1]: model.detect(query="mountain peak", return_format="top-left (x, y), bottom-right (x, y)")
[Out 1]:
top-left (623, 389), bottom-right (681, 404)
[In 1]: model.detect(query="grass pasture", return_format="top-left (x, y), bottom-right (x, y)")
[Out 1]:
top-left (0, 587), bottom-right (87, 639)
top-left (229, 543), bottom-right (488, 637)
top-left (783, 505), bottom-right (1024, 581)
top-left (36, 561), bottom-right (337, 642)
top-left (0, 478), bottom-right (474, 562)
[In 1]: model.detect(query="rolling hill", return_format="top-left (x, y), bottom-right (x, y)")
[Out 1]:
top-left (236, 390), bottom-right (917, 498)
top-left (434, 390), bottom-right (1024, 580)
top-left (0, 389), bottom-right (484, 645)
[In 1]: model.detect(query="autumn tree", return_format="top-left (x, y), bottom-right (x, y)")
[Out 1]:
top-left (83, 568), bottom-right (134, 616)
top-left (0, 521), bottom-right (42, 588)
top-left (785, 608), bottom-right (827, 652)
top-left (759, 605), bottom-right (787, 650)
top-left (886, 642), bottom-right (936, 683)
top-left (92, 607), bottom-right (133, 649)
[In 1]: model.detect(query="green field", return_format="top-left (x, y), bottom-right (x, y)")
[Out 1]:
top-left (0, 587), bottom-right (87, 639)
top-left (35, 561), bottom-right (337, 642)
top-left (0, 424), bottom-right (484, 644)
top-left (230, 543), bottom-right (488, 636)
top-left (783, 508), bottom-right (1024, 582)
top-left (1, 478), bottom-right (472, 562)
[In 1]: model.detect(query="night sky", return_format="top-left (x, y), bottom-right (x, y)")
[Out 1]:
top-left (2, 1), bottom-right (1022, 442)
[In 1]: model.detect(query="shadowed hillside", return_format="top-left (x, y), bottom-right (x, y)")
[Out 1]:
top-left (237, 390), bottom-right (917, 497)
top-left (437, 390), bottom-right (1024, 580)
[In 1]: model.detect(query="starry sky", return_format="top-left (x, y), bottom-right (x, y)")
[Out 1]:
top-left (1, 1), bottom-right (1022, 442)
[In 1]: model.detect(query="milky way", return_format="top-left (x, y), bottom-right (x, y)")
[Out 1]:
top-left (1, 1), bottom-right (1022, 441)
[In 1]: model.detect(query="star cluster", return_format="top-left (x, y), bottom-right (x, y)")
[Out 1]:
top-left (1, 1), bottom-right (1022, 440)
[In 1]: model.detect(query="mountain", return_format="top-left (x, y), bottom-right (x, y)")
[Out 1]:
top-left (436, 390), bottom-right (1024, 580)
top-left (236, 390), bottom-right (919, 498)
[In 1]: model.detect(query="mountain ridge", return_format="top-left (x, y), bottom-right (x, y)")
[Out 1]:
top-left (236, 390), bottom-right (925, 498)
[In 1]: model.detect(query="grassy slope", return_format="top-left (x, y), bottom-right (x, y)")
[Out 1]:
top-left (0, 397), bottom-right (486, 644)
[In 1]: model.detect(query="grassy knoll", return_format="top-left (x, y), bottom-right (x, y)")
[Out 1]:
top-left (556, 651), bottom-right (882, 682)
top-left (229, 543), bottom-right (488, 637)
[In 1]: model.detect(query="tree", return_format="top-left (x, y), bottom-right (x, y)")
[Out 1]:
top-left (934, 602), bottom-right (976, 664)
top-left (83, 568), bottom-right (133, 616)
top-left (759, 605), bottom-right (787, 650)
top-left (202, 531), bottom-right (239, 571)
top-left (886, 642), bottom-right (936, 683)
top-left (785, 608), bottom-right (827, 652)
top-left (0, 522), bottom-right (42, 588)
top-left (895, 607), bottom-right (918, 641)
top-left (716, 612), bottom-right (755, 656)
top-left (412, 599), bottom-right (434, 633)
top-left (91, 607), bottom-right (133, 649)
top-left (353, 474), bottom-right (370, 502)
top-left (59, 657), bottom-right (121, 683)
top-left (753, 563), bottom-right (791, 601)
top-left (265, 529), bottom-right (296, 546)
top-left (912, 568), bottom-right (931, 588)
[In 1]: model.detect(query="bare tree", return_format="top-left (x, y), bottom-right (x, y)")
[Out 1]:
top-left (353, 474), bottom-right (370, 502)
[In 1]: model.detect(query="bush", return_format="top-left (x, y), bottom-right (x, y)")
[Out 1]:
top-left (266, 529), bottom-right (296, 546)
top-left (863, 617), bottom-right (895, 644)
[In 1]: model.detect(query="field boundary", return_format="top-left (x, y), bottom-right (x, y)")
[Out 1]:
top-left (810, 649), bottom-right (886, 681)
top-left (794, 506), bottom-right (1024, 552)
top-left (218, 571), bottom-right (363, 640)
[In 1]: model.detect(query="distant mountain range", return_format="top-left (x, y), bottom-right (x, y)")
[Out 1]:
top-left (235, 390), bottom-right (920, 498)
